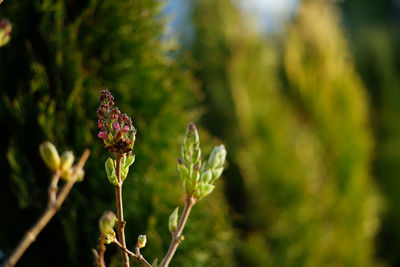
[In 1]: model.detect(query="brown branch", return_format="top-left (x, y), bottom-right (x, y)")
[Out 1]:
top-left (159, 196), bottom-right (196, 267)
top-left (114, 153), bottom-right (130, 267)
top-left (2, 149), bottom-right (90, 267)
top-left (94, 234), bottom-right (106, 267)
top-left (113, 240), bottom-right (151, 267)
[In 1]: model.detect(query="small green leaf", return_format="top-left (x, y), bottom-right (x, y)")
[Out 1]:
top-left (200, 169), bottom-right (213, 184)
top-left (211, 167), bottom-right (224, 183)
top-left (105, 158), bottom-right (118, 185)
top-left (197, 183), bottom-right (215, 199)
top-left (169, 207), bottom-right (179, 233)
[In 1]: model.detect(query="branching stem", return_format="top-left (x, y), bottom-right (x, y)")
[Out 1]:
top-left (2, 149), bottom-right (90, 267)
top-left (160, 196), bottom-right (196, 267)
top-left (113, 239), bottom-right (152, 267)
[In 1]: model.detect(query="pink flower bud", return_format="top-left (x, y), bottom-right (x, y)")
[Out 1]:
top-left (98, 131), bottom-right (107, 139)
top-left (113, 121), bottom-right (120, 131)
top-left (123, 125), bottom-right (130, 132)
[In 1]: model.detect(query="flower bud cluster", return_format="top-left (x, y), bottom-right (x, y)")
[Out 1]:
top-left (97, 90), bottom-right (136, 154)
top-left (177, 123), bottom-right (227, 199)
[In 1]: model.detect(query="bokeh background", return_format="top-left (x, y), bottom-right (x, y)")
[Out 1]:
top-left (0, 0), bottom-right (400, 266)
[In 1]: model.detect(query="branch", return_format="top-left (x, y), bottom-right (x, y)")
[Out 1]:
top-left (159, 196), bottom-right (196, 267)
top-left (114, 153), bottom-right (130, 267)
top-left (113, 239), bottom-right (152, 267)
top-left (93, 234), bottom-right (106, 267)
top-left (2, 149), bottom-right (90, 267)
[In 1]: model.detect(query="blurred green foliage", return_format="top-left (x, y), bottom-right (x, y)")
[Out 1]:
top-left (191, 0), bottom-right (380, 265)
top-left (0, 0), bottom-right (234, 266)
top-left (340, 1), bottom-right (400, 265)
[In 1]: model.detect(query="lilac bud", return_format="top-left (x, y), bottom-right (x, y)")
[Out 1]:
top-left (112, 121), bottom-right (120, 131)
top-left (98, 131), bottom-right (107, 139)
top-left (123, 125), bottom-right (130, 132)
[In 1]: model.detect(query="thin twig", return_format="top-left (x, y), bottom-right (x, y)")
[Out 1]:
top-left (113, 240), bottom-right (152, 267)
top-left (114, 153), bottom-right (130, 267)
top-left (48, 171), bottom-right (61, 206)
top-left (2, 149), bottom-right (90, 267)
top-left (95, 234), bottom-right (106, 267)
top-left (159, 196), bottom-right (196, 267)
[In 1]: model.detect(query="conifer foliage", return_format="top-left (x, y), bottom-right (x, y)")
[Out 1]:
top-left (191, 0), bottom-right (380, 265)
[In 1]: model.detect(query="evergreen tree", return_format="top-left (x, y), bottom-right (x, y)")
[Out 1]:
top-left (0, 1), bottom-right (234, 266)
top-left (191, 0), bottom-right (380, 265)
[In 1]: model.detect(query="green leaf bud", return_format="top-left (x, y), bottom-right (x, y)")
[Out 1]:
top-left (104, 231), bottom-right (116, 244)
top-left (125, 154), bottom-right (135, 168)
top-left (60, 151), bottom-right (75, 173)
top-left (39, 141), bottom-right (60, 171)
top-left (211, 167), bottom-right (224, 182)
top-left (192, 148), bottom-right (201, 164)
top-left (184, 122), bottom-right (200, 151)
top-left (197, 183), bottom-right (215, 199)
top-left (99, 211), bottom-right (118, 235)
top-left (105, 158), bottom-right (118, 185)
top-left (122, 167), bottom-right (128, 181)
top-left (185, 178), bottom-right (197, 195)
top-left (168, 207), bottom-right (179, 233)
top-left (137, 235), bottom-right (147, 248)
top-left (75, 168), bottom-right (85, 182)
top-left (177, 158), bottom-right (189, 181)
top-left (200, 169), bottom-right (213, 184)
top-left (61, 168), bottom-right (73, 181)
top-left (208, 145), bottom-right (226, 169)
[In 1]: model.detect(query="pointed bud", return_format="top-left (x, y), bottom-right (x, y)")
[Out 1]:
top-left (105, 158), bottom-right (118, 185)
top-left (138, 235), bottom-right (147, 248)
top-left (60, 151), bottom-right (75, 173)
top-left (39, 141), bottom-right (60, 171)
top-left (124, 154), bottom-right (135, 168)
top-left (177, 159), bottom-right (189, 181)
top-left (75, 168), bottom-right (85, 182)
top-left (104, 231), bottom-right (116, 244)
top-left (184, 122), bottom-right (200, 151)
top-left (168, 207), bottom-right (179, 233)
top-left (211, 167), bottom-right (224, 183)
top-left (208, 145), bottom-right (227, 168)
top-left (197, 183), bottom-right (215, 199)
top-left (192, 148), bottom-right (201, 164)
top-left (99, 211), bottom-right (118, 235)
top-left (200, 169), bottom-right (213, 184)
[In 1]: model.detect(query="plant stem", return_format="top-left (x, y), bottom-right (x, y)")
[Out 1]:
top-left (113, 240), bottom-right (152, 267)
top-left (160, 196), bottom-right (196, 267)
top-left (2, 149), bottom-right (90, 267)
top-left (95, 234), bottom-right (106, 267)
top-left (114, 153), bottom-right (130, 267)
